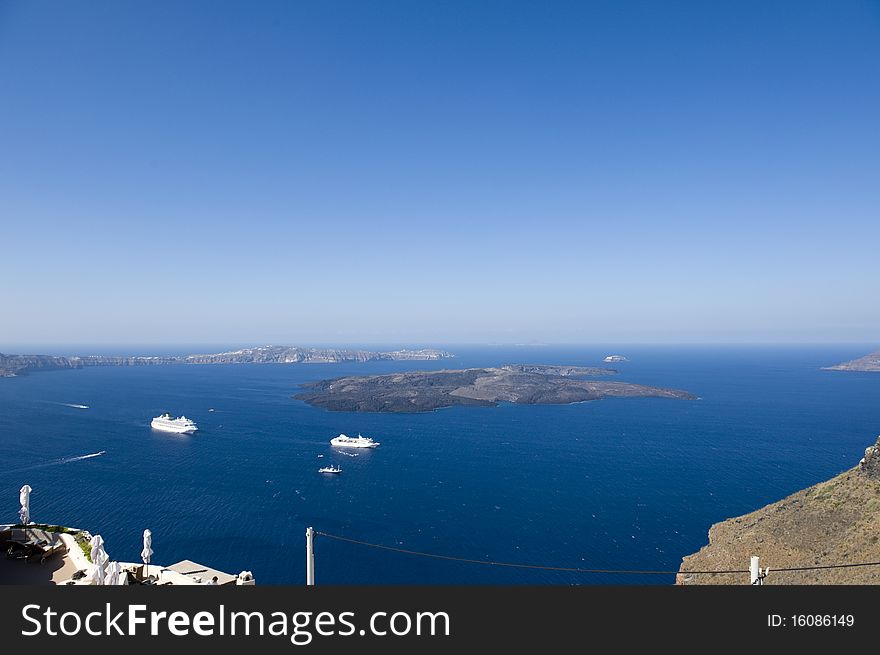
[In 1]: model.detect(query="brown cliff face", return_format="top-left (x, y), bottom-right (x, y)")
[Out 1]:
top-left (678, 436), bottom-right (880, 585)
top-left (858, 440), bottom-right (880, 479)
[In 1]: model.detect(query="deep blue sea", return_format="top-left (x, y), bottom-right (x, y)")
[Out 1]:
top-left (2, 345), bottom-right (879, 584)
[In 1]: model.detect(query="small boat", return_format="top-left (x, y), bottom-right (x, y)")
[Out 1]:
top-left (318, 465), bottom-right (342, 475)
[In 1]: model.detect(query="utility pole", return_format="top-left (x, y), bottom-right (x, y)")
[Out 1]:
top-left (306, 527), bottom-right (315, 586)
top-left (750, 556), bottom-right (766, 585)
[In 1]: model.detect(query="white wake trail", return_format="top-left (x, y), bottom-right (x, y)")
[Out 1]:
top-left (48, 401), bottom-right (90, 409)
top-left (6, 451), bottom-right (106, 474)
top-left (60, 451), bottom-right (105, 463)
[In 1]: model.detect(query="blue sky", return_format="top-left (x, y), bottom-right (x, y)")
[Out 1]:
top-left (1, 0), bottom-right (878, 346)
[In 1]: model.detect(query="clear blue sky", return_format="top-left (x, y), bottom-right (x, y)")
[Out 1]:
top-left (1, 0), bottom-right (878, 347)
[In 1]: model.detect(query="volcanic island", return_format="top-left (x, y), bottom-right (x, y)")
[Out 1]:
top-left (294, 364), bottom-right (696, 413)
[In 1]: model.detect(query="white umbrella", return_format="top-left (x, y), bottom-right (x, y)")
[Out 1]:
top-left (18, 484), bottom-right (31, 525)
top-left (105, 561), bottom-right (119, 585)
top-left (105, 561), bottom-right (126, 585)
top-left (141, 529), bottom-right (153, 573)
top-left (87, 534), bottom-right (109, 585)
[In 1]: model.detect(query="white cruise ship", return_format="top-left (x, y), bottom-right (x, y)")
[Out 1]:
top-left (330, 433), bottom-right (379, 448)
top-left (151, 413), bottom-right (198, 434)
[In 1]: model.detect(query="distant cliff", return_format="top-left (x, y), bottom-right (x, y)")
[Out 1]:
top-left (678, 435), bottom-right (880, 585)
top-left (180, 346), bottom-right (452, 364)
top-left (0, 354), bottom-right (82, 377)
top-left (0, 346), bottom-right (453, 377)
top-left (823, 350), bottom-right (880, 372)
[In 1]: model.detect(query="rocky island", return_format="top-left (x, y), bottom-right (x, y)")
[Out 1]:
top-left (678, 435), bottom-right (880, 585)
top-left (823, 350), bottom-right (880, 372)
top-left (0, 346), bottom-right (453, 377)
top-left (294, 364), bottom-right (696, 413)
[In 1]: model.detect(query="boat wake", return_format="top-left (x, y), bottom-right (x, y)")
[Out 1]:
top-left (6, 451), bottom-right (106, 474)
top-left (335, 450), bottom-right (359, 457)
top-left (64, 451), bottom-right (105, 463)
top-left (54, 402), bottom-right (90, 409)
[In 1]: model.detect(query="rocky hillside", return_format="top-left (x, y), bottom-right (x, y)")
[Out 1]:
top-left (823, 350), bottom-right (880, 372)
top-left (678, 436), bottom-right (880, 584)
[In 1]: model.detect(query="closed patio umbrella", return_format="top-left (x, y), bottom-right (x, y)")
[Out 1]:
top-left (106, 561), bottom-right (126, 585)
top-left (18, 484), bottom-right (31, 525)
top-left (87, 534), bottom-right (109, 585)
top-left (141, 529), bottom-right (153, 577)
top-left (105, 561), bottom-right (119, 585)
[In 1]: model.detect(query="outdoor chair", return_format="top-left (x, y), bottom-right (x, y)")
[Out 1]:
top-left (39, 541), bottom-right (67, 564)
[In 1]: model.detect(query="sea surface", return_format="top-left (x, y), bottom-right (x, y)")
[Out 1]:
top-left (2, 345), bottom-right (879, 585)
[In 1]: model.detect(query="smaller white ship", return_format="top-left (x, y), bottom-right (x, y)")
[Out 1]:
top-left (330, 433), bottom-right (380, 448)
top-left (151, 413), bottom-right (198, 434)
top-left (603, 354), bottom-right (628, 363)
top-left (318, 464), bottom-right (342, 474)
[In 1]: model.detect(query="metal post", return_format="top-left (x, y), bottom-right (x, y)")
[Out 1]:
top-left (750, 556), bottom-right (761, 585)
top-left (306, 527), bottom-right (315, 586)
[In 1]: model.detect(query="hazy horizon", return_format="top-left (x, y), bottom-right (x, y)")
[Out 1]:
top-left (2, 1), bottom-right (878, 345)
top-left (1, 341), bottom-right (877, 358)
